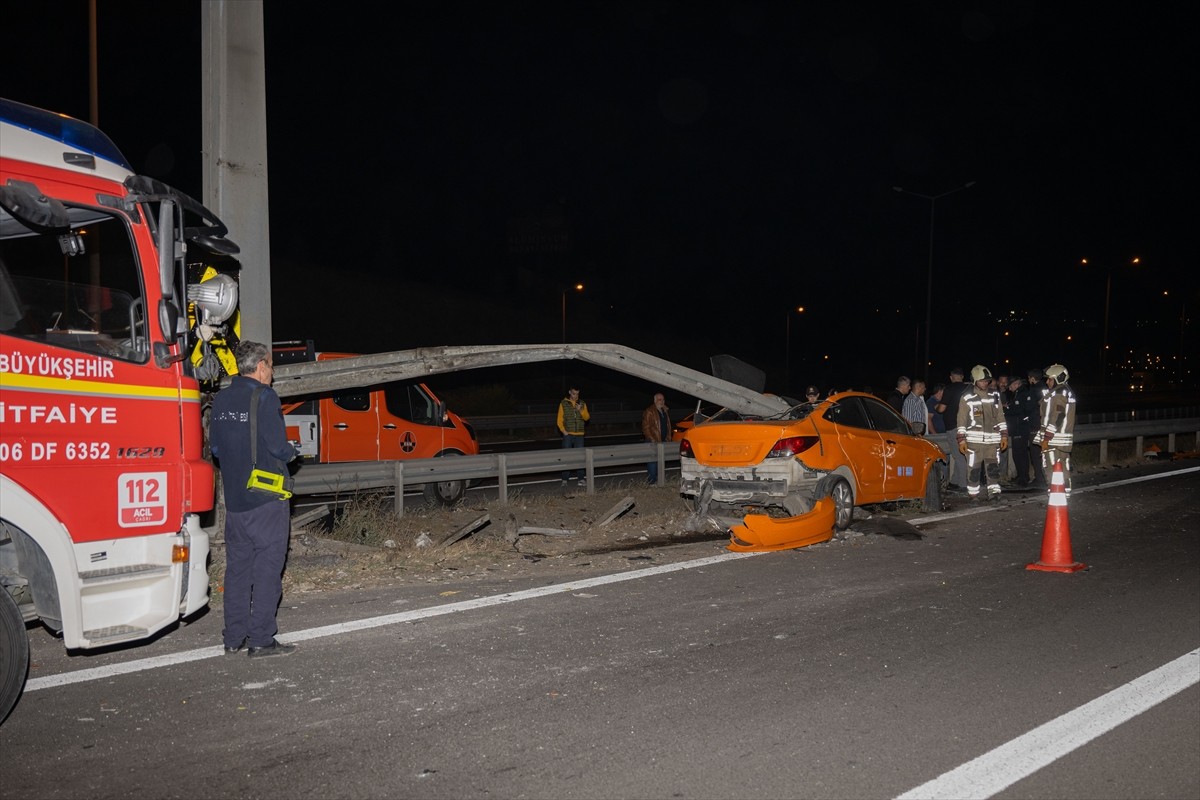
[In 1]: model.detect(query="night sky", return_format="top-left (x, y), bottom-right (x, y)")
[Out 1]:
top-left (5, 2), bottom-right (1196, 396)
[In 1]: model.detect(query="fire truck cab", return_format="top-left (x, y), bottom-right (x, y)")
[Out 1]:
top-left (0, 98), bottom-right (239, 724)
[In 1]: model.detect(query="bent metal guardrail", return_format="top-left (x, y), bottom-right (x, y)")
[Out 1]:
top-left (290, 441), bottom-right (680, 517)
top-left (290, 418), bottom-right (1200, 517)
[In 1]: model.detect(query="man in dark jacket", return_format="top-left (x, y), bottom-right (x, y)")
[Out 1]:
top-left (886, 376), bottom-right (911, 413)
top-left (210, 341), bottom-right (299, 658)
top-left (937, 367), bottom-right (968, 490)
top-left (641, 392), bottom-right (671, 485)
top-left (1022, 368), bottom-right (1049, 488)
top-left (1005, 373), bottom-right (1039, 487)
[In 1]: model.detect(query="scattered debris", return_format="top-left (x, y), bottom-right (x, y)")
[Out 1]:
top-left (597, 495), bottom-right (636, 526)
top-left (436, 514), bottom-right (491, 549)
top-left (847, 516), bottom-right (924, 540)
top-left (290, 504), bottom-right (330, 535)
top-left (517, 526), bottom-right (576, 537)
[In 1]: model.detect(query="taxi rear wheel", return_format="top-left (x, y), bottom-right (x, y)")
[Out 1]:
top-left (820, 477), bottom-right (854, 530)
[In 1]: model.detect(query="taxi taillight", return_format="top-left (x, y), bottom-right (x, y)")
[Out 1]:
top-left (767, 436), bottom-right (819, 458)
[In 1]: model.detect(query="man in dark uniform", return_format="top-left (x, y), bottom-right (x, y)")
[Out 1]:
top-left (937, 367), bottom-right (968, 491)
top-left (210, 341), bottom-right (299, 658)
top-left (1022, 368), bottom-right (1049, 488)
top-left (1005, 371), bottom-right (1039, 487)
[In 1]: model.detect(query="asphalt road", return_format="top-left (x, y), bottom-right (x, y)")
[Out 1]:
top-left (2, 463), bottom-right (1197, 800)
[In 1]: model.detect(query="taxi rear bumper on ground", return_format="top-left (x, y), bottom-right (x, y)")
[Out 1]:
top-left (727, 497), bottom-right (837, 552)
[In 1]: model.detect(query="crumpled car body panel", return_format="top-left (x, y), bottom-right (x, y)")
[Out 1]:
top-left (727, 497), bottom-right (837, 552)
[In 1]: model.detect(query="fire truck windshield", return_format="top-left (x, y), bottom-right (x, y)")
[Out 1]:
top-left (0, 207), bottom-right (149, 362)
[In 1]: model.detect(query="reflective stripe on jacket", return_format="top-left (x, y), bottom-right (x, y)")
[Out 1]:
top-left (956, 388), bottom-right (1008, 445)
top-left (1038, 385), bottom-right (1076, 450)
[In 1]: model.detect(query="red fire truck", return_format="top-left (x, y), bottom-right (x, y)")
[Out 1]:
top-left (0, 98), bottom-right (240, 723)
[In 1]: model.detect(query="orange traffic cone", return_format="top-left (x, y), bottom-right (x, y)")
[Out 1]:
top-left (1026, 462), bottom-right (1086, 573)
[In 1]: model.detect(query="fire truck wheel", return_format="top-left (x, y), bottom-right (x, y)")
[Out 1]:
top-left (0, 587), bottom-right (29, 726)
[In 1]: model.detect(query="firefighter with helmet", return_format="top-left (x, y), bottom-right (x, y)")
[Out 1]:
top-left (956, 365), bottom-right (1009, 501)
top-left (1036, 364), bottom-right (1077, 496)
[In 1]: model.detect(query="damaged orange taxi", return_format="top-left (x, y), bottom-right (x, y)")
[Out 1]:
top-left (679, 390), bottom-right (947, 552)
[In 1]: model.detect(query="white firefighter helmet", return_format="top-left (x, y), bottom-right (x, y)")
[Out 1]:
top-left (970, 365), bottom-right (992, 383)
top-left (1045, 364), bottom-right (1069, 384)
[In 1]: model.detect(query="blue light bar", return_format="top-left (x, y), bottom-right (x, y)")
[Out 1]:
top-left (0, 97), bottom-right (132, 171)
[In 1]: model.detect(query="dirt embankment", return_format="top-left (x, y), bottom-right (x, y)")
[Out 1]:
top-left (208, 482), bottom-right (715, 600)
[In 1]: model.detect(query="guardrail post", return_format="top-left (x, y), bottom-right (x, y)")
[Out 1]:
top-left (584, 449), bottom-right (595, 494)
top-left (1099, 438), bottom-right (1108, 464)
top-left (1168, 432), bottom-right (1176, 452)
top-left (497, 453), bottom-right (509, 506)
top-left (656, 442), bottom-right (666, 486)
top-left (393, 462), bottom-right (404, 518)
top-left (1136, 434), bottom-right (1144, 457)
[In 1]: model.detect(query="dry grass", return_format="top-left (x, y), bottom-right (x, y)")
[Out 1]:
top-left (203, 480), bottom-right (699, 601)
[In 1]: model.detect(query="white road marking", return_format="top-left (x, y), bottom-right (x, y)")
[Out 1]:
top-left (907, 464), bottom-right (1200, 527)
top-left (895, 648), bottom-right (1200, 800)
top-left (24, 551), bottom-right (760, 691)
top-left (26, 465), bottom-right (1197, 693)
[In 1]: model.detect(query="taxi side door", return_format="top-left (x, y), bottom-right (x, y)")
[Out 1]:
top-left (861, 395), bottom-right (927, 498)
top-left (822, 396), bottom-right (888, 501)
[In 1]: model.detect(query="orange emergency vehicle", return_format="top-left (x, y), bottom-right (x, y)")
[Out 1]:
top-left (273, 341), bottom-right (479, 505)
top-left (0, 99), bottom-right (239, 723)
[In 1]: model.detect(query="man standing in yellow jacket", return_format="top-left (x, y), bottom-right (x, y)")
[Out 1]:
top-left (557, 385), bottom-right (590, 486)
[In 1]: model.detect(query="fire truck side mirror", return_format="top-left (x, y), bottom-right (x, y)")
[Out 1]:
top-left (153, 338), bottom-right (187, 368)
top-left (0, 182), bottom-right (71, 231)
top-left (157, 200), bottom-right (178, 303)
top-left (158, 297), bottom-right (179, 342)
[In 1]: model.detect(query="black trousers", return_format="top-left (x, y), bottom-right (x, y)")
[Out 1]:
top-left (1010, 433), bottom-right (1031, 484)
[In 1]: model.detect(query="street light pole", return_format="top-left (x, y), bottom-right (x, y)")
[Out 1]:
top-left (785, 306), bottom-right (804, 393)
top-left (561, 283), bottom-right (583, 344)
top-left (892, 181), bottom-right (976, 375)
top-left (1083, 257), bottom-right (1139, 384)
